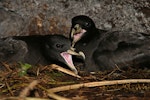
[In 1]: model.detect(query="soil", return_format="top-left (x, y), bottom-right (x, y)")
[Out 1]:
top-left (0, 63), bottom-right (150, 100)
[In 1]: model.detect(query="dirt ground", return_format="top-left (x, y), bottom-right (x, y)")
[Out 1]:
top-left (0, 63), bottom-right (150, 100)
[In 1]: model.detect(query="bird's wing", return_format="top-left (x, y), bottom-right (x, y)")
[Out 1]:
top-left (93, 31), bottom-right (150, 69)
top-left (97, 31), bottom-right (150, 52)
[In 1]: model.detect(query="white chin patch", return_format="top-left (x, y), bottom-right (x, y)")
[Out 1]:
top-left (60, 52), bottom-right (77, 74)
top-left (74, 29), bottom-right (86, 42)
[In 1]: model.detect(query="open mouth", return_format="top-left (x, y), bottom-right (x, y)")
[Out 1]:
top-left (73, 30), bottom-right (85, 42)
top-left (71, 24), bottom-right (86, 44)
top-left (60, 52), bottom-right (78, 74)
top-left (60, 49), bottom-right (85, 75)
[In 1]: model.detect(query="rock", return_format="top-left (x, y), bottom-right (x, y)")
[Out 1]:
top-left (0, 8), bottom-right (25, 38)
top-left (0, 0), bottom-right (149, 38)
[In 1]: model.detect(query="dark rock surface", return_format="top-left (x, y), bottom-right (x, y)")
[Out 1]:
top-left (0, 8), bottom-right (25, 38)
top-left (0, 0), bottom-right (149, 38)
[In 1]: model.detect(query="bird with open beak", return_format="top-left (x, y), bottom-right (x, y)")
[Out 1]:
top-left (69, 15), bottom-right (150, 72)
top-left (14, 35), bottom-right (84, 75)
top-left (43, 35), bottom-right (86, 75)
top-left (69, 15), bottom-right (107, 72)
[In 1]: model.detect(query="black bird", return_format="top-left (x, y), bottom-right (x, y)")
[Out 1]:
top-left (0, 37), bottom-right (28, 63)
top-left (70, 15), bottom-right (107, 47)
top-left (13, 35), bottom-right (80, 74)
top-left (70, 15), bottom-right (150, 72)
top-left (42, 35), bottom-right (79, 74)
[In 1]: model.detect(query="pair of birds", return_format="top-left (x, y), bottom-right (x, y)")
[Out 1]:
top-left (14, 15), bottom-right (150, 75)
top-left (45, 15), bottom-right (150, 74)
top-left (69, 15), bottom-right (150, 73)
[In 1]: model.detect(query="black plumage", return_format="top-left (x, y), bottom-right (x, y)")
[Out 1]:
top-left (70, 15), bottom-right (106, 47)
top-left (70, 15), bottom-right (150, 72)
top-left (13, 35), bottom-right (78, 74)
top-left (43, 35), bottom-right (78, 74)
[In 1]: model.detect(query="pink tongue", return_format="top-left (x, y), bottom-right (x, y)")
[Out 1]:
top-left (60, 52), bottom-right (74, 67)
top-left (74, 29), bottom-right (86, 42)
top-left (74, 33), bottom-right (83, 41)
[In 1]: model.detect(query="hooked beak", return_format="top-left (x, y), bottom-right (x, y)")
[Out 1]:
top-left (67, 48), bottom-right (85, 60)
top-left (70, 24), bottom-right (86, 47)
top-left (60, 48), bottom-right (85, 75)
top-left (60, 51), bottom-right (78, 75)
top-left (71, 24), bottom-right (82, 38)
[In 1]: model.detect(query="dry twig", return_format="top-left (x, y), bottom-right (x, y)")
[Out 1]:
top-left (5, 81), bottom-right (14, 96)
top-left (1, 97), bottom-right (50, 100)
top-left (48, 93), bottom-right (71, 100)
top-left (1, 62), bottom-right (12, 72)
top-left (48, 79), bottom-right (150, 93)
top-left (19, 80), bottom-right (39, 98)
top-left (49, 64), bottom-right (81, 78)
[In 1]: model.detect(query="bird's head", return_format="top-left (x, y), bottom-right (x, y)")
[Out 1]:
top-left (43, 35), bottom-right (84, 75)
top-left (70, 15), bottom-right (96, 47)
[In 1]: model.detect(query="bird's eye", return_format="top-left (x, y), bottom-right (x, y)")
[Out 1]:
top-left (56, 44), bottom-right (63, 48)
top-left (84, 22), bottom-right (90, 27)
